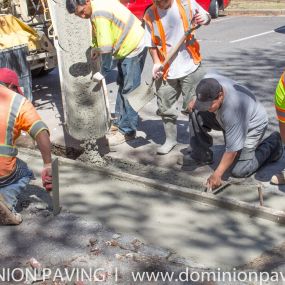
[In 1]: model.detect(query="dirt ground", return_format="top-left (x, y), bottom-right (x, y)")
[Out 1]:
top-left (228, 0), bottom-right (285, 10)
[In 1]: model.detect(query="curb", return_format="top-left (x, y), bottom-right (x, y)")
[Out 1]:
top-left (224, 9), bottom-right (285, 16)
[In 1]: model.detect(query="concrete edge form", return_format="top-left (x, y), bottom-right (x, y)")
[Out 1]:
top-left (19, 148), bottom-right (285, 225)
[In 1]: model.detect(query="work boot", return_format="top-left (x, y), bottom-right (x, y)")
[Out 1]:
top-left (0, 196), bottom-right (22, 225)
top-left (177, 153), bottom-right (213, 166)
top-left (271, 170), bottom-right (285, 185)
top-left (256, 131), bottom-right (283, 164)
top-left (157, 120), bottom-right (177, 155)
top-left (268, 132), bottom-right (283, 162)
top-left (106, 131), bottom-right (136, 146)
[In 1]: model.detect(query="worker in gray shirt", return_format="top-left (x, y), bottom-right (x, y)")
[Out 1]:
top-left (179, 74), bottom-right (283, 190)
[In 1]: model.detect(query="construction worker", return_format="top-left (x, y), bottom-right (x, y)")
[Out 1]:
top-left (179, 74), bottom-right (283, 190)
top-left (144, 0), bottom-right (211, 154)
top-left (271, 71), bottom-right (285, 185)
top-left (0, 68), bottom-right (52, 225)
top-left (66, 0), bottom-right (147, 146)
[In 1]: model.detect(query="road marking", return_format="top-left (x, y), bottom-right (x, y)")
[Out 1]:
top-left (214, 16), bottom-right (237, 23)
top-left (230, 30), bottom-right (274, 43)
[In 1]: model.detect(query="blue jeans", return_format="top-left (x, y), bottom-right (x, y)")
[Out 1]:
top-left (114, 48), bottom-right (147, 134)
top-left (101, 53), bottom-right (113, 77)
top-left (0, 159), bottom-right (33, 210)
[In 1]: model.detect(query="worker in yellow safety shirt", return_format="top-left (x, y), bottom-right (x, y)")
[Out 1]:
top-left (271, 71), bottom-right (285, 185)
top-left (0, 68), bottom-right (53, 225)
top-left (66, 0), bottom-right (147, 146)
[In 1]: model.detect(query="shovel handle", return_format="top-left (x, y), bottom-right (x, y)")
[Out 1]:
top-left (161, 25), bottom-right (201, 69)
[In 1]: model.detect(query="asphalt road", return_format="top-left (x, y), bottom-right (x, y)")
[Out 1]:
top-left (199, 15), bottom-right (285, 101)
top-left (99, 15), bottom-right (285, 133)
top-left (195, 15), bottom-right (285, 126)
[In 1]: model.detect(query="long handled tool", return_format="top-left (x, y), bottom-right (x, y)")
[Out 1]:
top-left (128, 24), bottom-right (201, 112)
top-left (86, 72), bottom-right (111, 138)
top-left (92, 72), bottom-right (112, 124)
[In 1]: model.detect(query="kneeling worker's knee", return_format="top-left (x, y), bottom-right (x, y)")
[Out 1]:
top-left (231, 164), bottom-right (252, 178)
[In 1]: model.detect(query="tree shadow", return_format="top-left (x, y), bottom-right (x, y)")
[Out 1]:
top-left (0, 154), bottom-right (284, 273)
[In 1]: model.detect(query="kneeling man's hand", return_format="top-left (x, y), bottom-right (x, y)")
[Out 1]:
top-left (206, 173), bottom-right (222, 191)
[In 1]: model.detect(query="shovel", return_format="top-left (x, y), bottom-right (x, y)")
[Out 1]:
top-left (128, 24), bottom-right (201, 112)
top-left (85, 72), bottom-right (111, 138)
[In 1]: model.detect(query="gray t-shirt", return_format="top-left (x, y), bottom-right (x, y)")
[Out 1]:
top-left (205, 73), bottom-right (268, 152)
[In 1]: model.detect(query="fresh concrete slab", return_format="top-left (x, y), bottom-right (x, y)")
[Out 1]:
top-left (7, 150), bottom-right (284, 270)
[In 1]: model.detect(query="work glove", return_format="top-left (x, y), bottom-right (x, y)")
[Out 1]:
top-left (152, 63), bottom-right (163, 80)
top-left (90, 48), bottom-right (99, 61)
top-left (193, 10), bottom-right (210, 25)
top-left (41, 165), bottom-right (52, 192)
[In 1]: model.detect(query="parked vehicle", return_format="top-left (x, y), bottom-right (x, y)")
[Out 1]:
top-left (198, 0), bottom-right (231, 18)
top-left (122, 0), bottom-right (231, 20)
top-left (121, 0), bottom-right (152, 20)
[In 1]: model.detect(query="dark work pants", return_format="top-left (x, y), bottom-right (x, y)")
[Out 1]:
top-left (190, 110), bottom-right (279, 178)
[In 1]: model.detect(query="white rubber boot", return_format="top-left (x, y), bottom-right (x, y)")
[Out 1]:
top-left (157, 120), bottom-right (177, 155)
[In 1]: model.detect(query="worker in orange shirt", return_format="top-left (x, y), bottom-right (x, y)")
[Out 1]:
top-left (0, 68), bottom-right (52, 225)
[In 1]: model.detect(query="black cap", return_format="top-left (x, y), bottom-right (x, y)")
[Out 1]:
top-left (195, 78), bottom-right (222, 111)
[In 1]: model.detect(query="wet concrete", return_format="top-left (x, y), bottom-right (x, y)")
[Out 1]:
top-left (13, 149), bottom-right (285, 269)
top-left (47, 0), bottom-right (109, 141)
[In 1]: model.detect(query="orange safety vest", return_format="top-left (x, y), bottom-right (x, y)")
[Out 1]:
top-left (144, 0), bottom-right (202, 79)
top-left (0, 84), bottom-right (48, 178)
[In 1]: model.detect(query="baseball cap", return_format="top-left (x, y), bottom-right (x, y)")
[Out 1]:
top-left (195, 78), bottom-right (222, 111)
top-left (0, 68), bottom-right (24, 96)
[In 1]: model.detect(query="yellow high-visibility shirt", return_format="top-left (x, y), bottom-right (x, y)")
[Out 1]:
top-left (275, 72), bottom-right (285, 123)
top-left (90, 0), bottom-right (144, 59)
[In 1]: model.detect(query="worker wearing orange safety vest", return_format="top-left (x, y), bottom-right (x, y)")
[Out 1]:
top-left (144, 0), bottom-right (211, 155)
top-left (271, 71), bottom-right (285, 185)
top-left (66, 0), bottom-right (147, 146)
top-left (0, 68), bottom-right (52, 225)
